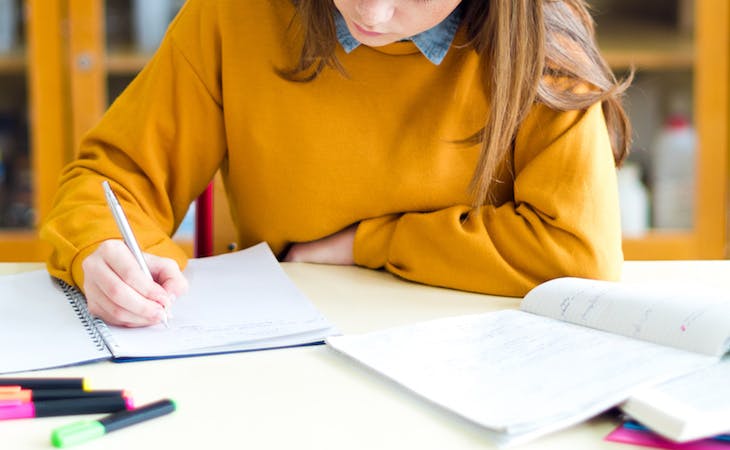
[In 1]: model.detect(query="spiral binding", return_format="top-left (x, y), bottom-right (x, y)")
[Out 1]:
top-left (57, 279), bottom-right (108, 353)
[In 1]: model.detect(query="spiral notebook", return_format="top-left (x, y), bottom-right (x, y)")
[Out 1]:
top-left (0, 242), bottom-right (337, 374)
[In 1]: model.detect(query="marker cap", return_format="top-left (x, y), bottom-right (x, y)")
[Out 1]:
top-left (0, 402), bottom-right (33, 419)
top-left (51, 420), bottom-right (105, 448)
top-left (0, 390), bottom-right (30, 402)
top-left (0, 386), bottom-right (21, 393)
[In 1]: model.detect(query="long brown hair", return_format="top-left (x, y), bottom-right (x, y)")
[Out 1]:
top-left (279, 0), bottom-right (632, 205)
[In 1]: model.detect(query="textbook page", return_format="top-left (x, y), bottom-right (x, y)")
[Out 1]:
top-left (326, 310), bottom-right (715, 447)
top-left (98, 243), bottom-right (337, 358)
top-left (621, 355), bottom-right (730, 442)
top-left (0, 270), bottom-right (110, 374)
top-left (521, 277), bottom-right (730, 356)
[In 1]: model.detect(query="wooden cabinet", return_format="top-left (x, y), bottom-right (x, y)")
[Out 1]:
top-left (0, 0), bottom-right (191, 261)
top-left (596, 0), bottom-right (728, 259)
top-left (0, 1), bottom-right (71, 261)
top-left (0, 0), bottom-right (727, 261)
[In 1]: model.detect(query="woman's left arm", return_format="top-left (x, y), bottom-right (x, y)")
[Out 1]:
top-left (351, 102), bottom-right (623, 297)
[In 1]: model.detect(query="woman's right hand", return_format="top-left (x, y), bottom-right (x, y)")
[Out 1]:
top-left (81, 240), bottom-right (188, 327)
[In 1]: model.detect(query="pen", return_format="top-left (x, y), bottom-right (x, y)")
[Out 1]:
top-left (0, 396), bottom-right (133, 420)
top-left (0, 378), bottom-right (87, 390)
top-left (101, 180), bottom-right (169, 327)
top-left (51, 398), bottom-right (176, 448)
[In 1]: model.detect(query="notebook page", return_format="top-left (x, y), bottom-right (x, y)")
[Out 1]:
top-left (327, 310), bottom-right (714, 444)
top-left (100, 243), bottom-right (335, 357)
top-left (0, 270), bottom-right (110, 374)
top-left (521, 277), bottom-right (730, 356)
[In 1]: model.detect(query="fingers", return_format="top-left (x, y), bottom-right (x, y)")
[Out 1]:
top-left (82, 240), bottom-right (183, 327)
top-left (147, 253), bottom-right (189, 299)
top-left (84, 280), bottom-right (165, 327)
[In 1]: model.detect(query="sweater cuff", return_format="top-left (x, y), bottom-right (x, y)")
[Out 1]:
top-left (353, 214), bottom-right (400, 269)
top-left (69, 244), bottom-right (103, 292)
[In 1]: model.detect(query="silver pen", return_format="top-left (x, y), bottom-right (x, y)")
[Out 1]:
top-left (102, 180), bottom-right (169, 327)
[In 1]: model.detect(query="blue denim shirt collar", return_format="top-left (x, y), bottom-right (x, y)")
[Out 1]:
top-left (334, 6), bottom-right (461, 65)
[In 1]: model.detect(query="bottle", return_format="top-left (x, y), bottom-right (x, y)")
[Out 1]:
top-left (650, 114), bottom-right (696, 229)
top-left (131, 0), bottom-right (173, 53)
top-left (617, 163), bottom-right (649, 237)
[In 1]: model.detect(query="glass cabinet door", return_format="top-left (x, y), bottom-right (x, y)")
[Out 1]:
top-left (0, 0), bottom-right (30, 231)
top-left (594, 0), bottom-right (728, 259)
top-left (0, 0), bottom-right (80, 261)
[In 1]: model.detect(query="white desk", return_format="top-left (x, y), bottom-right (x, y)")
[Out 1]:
top-left (2, 260), bottom-right (728, 450)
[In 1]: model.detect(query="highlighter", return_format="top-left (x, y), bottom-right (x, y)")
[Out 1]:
top-left (0, 378), bottom-right (87, 390)
top-left (51, 398), bottom-right (176, 448)
top-left (0, 396), bottom-right (133, 420)
top-left (0, 389), bottom-right (129, 403)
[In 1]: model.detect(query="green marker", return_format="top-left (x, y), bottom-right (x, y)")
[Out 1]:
top-left (51, 399), bottom-right (176, 448)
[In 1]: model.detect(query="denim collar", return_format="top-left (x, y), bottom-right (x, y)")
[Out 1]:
top-left (334, 6), bottom-right (461, 65)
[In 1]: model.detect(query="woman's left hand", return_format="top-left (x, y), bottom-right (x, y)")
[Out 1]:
top-left (283, 224), bottom-right (357, 265)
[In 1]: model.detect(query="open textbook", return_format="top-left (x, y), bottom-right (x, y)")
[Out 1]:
top-left (0, 242), bottom-right (337, 374)
top-left (327, 277), bottom-right (730, 448)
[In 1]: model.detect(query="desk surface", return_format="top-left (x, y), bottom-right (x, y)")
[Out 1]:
top-left (2, 260), bottom-right (728, 450)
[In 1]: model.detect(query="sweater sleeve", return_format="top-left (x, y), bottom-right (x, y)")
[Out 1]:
top-left (353, 102), bottom-right (623, 297)
top-left (40, 3), bottom-right (226, 288)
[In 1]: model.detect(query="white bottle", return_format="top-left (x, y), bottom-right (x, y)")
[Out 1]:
top-left (131, 0), bottom-right (173, 53)
top-left (617, 163), bottom-right (649, 237)
top-left (651, 114), bottom-right (696, 229)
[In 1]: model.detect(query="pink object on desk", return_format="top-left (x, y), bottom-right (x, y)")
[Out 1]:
top-left (606, 425), bottom-right (730, 450)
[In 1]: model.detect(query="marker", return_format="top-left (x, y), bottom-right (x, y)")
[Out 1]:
top-left (102, 180), bottom-right (169, 327)
top-left (0, 396), bottom-right (133, 420)
top-left (0, 378), bottom-right (87, 390)
top-left (0, 389), bottom-right (130, 403)
top-left (51, 399), bottom-right (176, 448)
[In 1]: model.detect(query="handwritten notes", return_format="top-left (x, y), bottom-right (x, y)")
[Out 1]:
top-left (327, 310), bottom-right (714, 446)
top-left (327, 276), bottom-right (730, 446)
top-left (522, 278), bottom-right (730, 356)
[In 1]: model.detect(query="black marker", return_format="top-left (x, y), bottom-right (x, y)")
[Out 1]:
top-left (0, 377), bottom-right (86, 390)
top-left (0, 396), bottom-right (133, 420)
top-left (51, 399), bottom-right (176, 448)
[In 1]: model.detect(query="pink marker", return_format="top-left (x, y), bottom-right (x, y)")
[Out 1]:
top-left (0, 396), bottom-right (133, 420)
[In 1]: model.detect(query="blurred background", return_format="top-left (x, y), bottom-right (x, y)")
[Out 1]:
top-left (0, 0), bottom-right (726, 261)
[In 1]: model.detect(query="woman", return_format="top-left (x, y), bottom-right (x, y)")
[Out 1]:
top-left (41, 0), bottom-right (631, 327)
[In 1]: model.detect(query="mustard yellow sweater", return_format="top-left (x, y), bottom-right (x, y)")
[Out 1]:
top-left (40, 0), bottom-right (623, 296)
